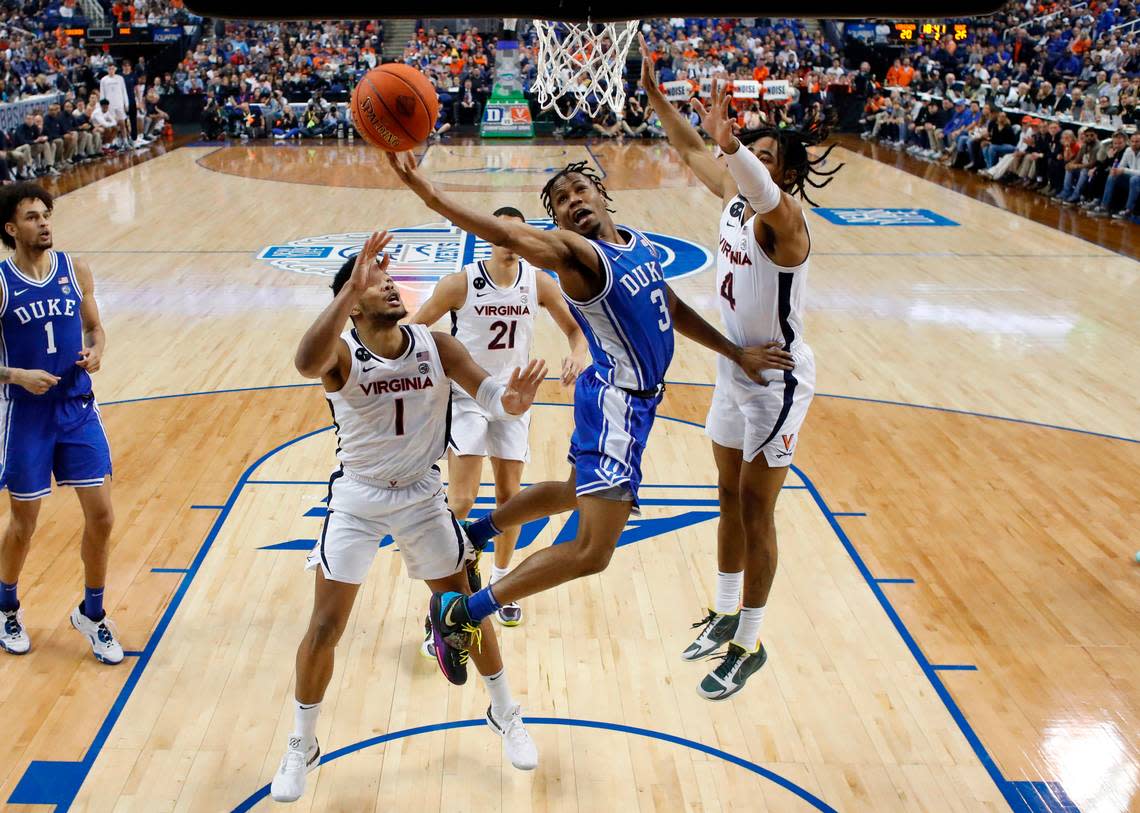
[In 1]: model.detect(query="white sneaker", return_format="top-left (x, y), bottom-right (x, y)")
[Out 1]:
top-left (1, 608), bottom-right (30, 655)
top-left (69, 605), bottom-right (124, 664)
top-left (271, 736), bottom-right (320, 802)
top-left (486, 704), bottom-right (537, 770)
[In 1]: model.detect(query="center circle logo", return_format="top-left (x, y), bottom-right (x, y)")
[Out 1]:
top-left (258, 220), bottom-right (712, 291)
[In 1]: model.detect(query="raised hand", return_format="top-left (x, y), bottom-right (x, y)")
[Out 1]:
top-left (387, 150), bottom-right (436, 201)
top-left (501, 358), bottom-right (549, 415)
top-left (638, 34), bottom-right (658, 91)
top-left (735, 342), bottom-right (795, 385)
top-left (691, 77), bottom-right (736, 152)
top-left (347, 230), bottom-right (393, 298)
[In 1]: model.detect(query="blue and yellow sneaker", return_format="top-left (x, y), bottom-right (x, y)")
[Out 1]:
top-left (428, 591), bottom-right (481, 685)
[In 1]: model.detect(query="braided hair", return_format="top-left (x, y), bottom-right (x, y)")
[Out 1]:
top-left (737, 114), bottom-right (843, 207)
top-left (540, 161), bottom-right (615, 225)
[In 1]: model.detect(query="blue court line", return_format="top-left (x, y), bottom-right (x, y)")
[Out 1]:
top-left (189, 505), bottom-right (223, 510)
top-left (95, 381), bottom-right (1137, 445)
top-left (122, 651), bottom-right (143, 657)
top-left (832, 511), bottom-right (866, 517)
top-left (792, 463), bottom-right (1051, 813)
top-left (7, 425), bottom-right (336, 810)
top-left (12, 389), bottom-right (1068, 811)
top-left (149, 568), bottom-right (189, 574)
top-left (873, 578), bottom-right (916, 584)
top-left (228, 717), bottom-right (836, 813)
top-left (932, 664), bottom-right (980, 672)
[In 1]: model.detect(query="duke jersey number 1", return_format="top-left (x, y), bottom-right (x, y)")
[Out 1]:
top-left (0, 251), bottom-right (91, 401)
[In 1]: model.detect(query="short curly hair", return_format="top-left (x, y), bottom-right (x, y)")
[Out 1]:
top-left (0, 182), bottom-right (53, 249)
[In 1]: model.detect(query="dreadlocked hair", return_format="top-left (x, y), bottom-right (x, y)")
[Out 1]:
top-left (540, 161), bottom-right (615, 224)
top-left (737, 111), bottom-right (844, 207)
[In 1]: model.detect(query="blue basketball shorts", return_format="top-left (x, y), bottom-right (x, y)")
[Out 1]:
top-left (0, 395), bottom-right (113, 501)
top-left (567, 373), bottom-right (662, 512)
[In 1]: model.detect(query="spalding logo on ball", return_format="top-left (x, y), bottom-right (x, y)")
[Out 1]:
top-left (351, 64), bottom-right (440, 152)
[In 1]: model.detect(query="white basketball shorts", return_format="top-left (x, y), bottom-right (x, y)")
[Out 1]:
top-left (306, 467), bottom-right (474, 583)
top-left (705, 346), bottom-right (816, 467)
top-left (449, 392), bottom-right (531, 462)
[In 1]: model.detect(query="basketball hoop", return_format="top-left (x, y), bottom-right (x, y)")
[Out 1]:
top-left (531, 19), bottom-right (639, 120)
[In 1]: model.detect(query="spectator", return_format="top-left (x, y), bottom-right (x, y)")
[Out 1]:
top-left (42, 102), bottom-right (77, 169)
top-left (14, 112), bottom-right (56, 176)
top-left (99, 63), bottom-right (132, 149)
top-left (1, 128), bottom-right (34, 180)
top-left (65, 99), bottom-right (101, 162)
top-left (1056, 127), bottom-right (1103, 204)
top-left (90, 98), bottom-right (119, 149)
top-left (1090, 131), bottom-right (1140, 221)
top-left (621, 96), bottom-right (649, 137)
top-left (977, 110), bottom-right (1017, 170)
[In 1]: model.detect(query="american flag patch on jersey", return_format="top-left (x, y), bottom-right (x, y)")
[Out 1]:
top-left (416, 351), bottom-right (430, 362)
top-left (58, 277), bottom-right (70, 285)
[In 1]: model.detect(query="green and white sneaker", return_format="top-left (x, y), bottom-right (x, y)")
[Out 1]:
top-left (681, 609), bottom-right (739, 661)
top-left (697, 642), bottom-right (767, 701)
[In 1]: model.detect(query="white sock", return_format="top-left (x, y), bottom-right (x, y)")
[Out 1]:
top-left (714, 571), bottom-right (743, 616)
top-left (293, 700), bottom-right (321, 750)
top-left (732, 606), bottom-right (766, 652)
top-left (490, 565), bottom-right (510, 585)
top-left (482, 668), bottom-right (514, 720)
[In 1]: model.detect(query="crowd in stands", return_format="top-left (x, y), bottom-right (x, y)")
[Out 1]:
top-left (856, 0), bottom-right (1140, 221)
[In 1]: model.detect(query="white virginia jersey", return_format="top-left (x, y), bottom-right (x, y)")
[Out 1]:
top-left (326, 323), bottom-right (450, 484)
top-left (715, 195), bottom-right (812, 386)
top-left (451, 260), bottom-right (536, 383)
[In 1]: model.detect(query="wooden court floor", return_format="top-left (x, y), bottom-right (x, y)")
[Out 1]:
top-left (0, 138), bottom-right (1136, 813)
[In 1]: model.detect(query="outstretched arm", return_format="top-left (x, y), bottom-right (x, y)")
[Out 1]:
top-left (433, 332), bottom-right (548, 416)
top-left (694, 78), bottom-right (809, 263)
top-left (666, 285), bottom-right (794, 385)
top-left (387, 151), bottom-right (601, 299)
top-left (638, 34), bottom-right (732, 200)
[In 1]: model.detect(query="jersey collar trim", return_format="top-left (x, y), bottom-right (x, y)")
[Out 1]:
top-left (594, 227), bottom-right (635, 252)
top-left (6, 251), bottom-right (58, 288)
top-left (350, 325), bottom-right (416, 362)
top-left (477, 260), bottom-right (523, 291)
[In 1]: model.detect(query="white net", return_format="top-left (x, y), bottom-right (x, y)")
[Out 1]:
top-left (532, 20), bottom-right (640, 120)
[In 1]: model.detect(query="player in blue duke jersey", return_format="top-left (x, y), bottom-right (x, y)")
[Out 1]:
top-left (390, 153), bottom-right (794, 685)
top-left (0, 183), bottom-right (122, 664)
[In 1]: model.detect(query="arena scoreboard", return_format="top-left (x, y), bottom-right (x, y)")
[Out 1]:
top-left (892, 22), bottom-right (970, 41)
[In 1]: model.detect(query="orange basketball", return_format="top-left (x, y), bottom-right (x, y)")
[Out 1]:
top-left (350, 64), bottom-right (439, 152)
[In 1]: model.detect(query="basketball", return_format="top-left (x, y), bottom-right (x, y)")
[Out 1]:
top-left (350, 64), bottom-right (439, 152)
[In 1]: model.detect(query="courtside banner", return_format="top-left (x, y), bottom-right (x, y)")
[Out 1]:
top-left (480, 100), bottom-right (534, 137)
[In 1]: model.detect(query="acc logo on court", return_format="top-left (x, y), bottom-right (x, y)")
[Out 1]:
top-left (258, 221), bottom-right (712, 291)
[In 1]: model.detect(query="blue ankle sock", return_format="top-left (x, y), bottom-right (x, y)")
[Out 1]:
top-left (466, 586), bottom-right (502, 623)
top-left (83, 586), bottom-right (105, 620)
top-left (466, 515), bottom-right (502, 547)
top-left (0, 581), bottom-right (17, 612)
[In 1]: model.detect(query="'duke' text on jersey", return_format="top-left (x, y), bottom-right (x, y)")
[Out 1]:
top-left (12, 298), bottom-right (78, 324)
top-left (617, 261), bottom-right (665, 297)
